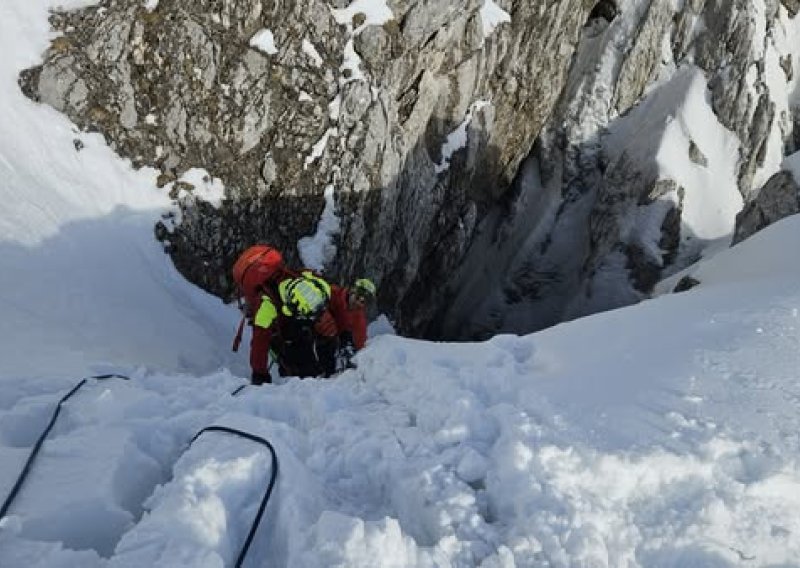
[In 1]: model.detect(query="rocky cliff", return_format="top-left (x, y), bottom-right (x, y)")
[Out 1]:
top-left (21, 0), bottom-right (596, 333)
top-left (20, 0), bottom-right (800, 338)
top-left (436, 0), bottom-right (800, 338)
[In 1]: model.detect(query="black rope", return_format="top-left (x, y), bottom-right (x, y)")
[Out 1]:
top-left (189, 426), bottom-right (279, 568)
top-left (0, 374), bottom-right (131, 519)
top-left (231, 384), bottom-right (248, 396)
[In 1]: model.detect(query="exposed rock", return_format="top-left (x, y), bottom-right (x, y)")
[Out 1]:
top-left (782, 0), bottom-right (800, 17)
top-left (688, 141), bottom-right (707, 167)
top-left (733, 170), bottom-right (800, 244)
top-left (22, 0), bottom-right (594, 332)
top-left (673, 275), bottom-right (700, 293)
top-left (20, 0), bottom-right (800, 341)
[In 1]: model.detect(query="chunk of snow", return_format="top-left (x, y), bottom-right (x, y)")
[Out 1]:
top-left (340, 38), bottom-right (365, 83)
top-left (143, 0), bottom-right (158, 12)
top-left (302, 39), bottom-right (324, 67)
top-left (298, 184), bottom-right (340, 271)
top-left (332, 0), bottom-right (394, 34)
top-left (480, 0), bottom-right (511, 39)
top-left (249, 29), bottom-right (278, 56)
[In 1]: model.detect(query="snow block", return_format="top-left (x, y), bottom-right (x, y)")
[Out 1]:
top-left (109, 432), bottom-right (275, 567)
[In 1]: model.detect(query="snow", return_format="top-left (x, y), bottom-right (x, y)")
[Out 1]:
top-left (142, 0), bottom-right (158, 12)
top-left (604, 66), bottom-right (742, 262)
top-left (302, 39), bottom-right (324, 68)
top-left (783, 150), bottom-right (800, 185)
top-left (331, 0), bottom-right (394, 84)
top-left (0, 0), bottom-right (243, 378)
top-left (172, 168), bottom-right (226, 208)
top-left (4, 214), bottom-right (800, 564)
top-left (298, 185), bottom-right (340, 271)
top-left (249, 29), bottom-right (278, 56)
top-left (303, 127), bottom-right (338, 169)
top-left (480, 0), bottom-right (511, 40)
top-left (2, 1), bottom-right (800, 566)
top-left (435, 101), bottom-right (490, 174)
top-left (331, 0), bottom-right (394, 34)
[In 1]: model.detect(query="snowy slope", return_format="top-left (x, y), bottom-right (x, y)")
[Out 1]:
top-left (0, 0), bottom-right (245, 379)
top-left (1, 1), bottom-right (800, 567)
top-left (2, 216), bottom-right (800, 567)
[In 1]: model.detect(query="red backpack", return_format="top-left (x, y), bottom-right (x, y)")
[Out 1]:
top-left (231, 245), bottom-right (284, 351)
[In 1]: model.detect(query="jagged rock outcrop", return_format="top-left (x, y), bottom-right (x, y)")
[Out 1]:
top-left (21, 0), bottom-right (800, 340)
top-left (20, 0), bottom-right (595, 334)
top-left (733, 170), bottom-right (800, 244)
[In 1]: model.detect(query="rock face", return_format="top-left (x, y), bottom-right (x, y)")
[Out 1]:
top-left (20, 0), bottom-right (800, 339)
top-left (20, 0), bottom-right (595, 334)
top-left (436, 0), bottom-right (800, 339)
top-left (733, 170), bottom-right (800, 244)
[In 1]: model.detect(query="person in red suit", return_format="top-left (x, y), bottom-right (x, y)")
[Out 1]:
top-left (231, 245), bottom-right (375, 385)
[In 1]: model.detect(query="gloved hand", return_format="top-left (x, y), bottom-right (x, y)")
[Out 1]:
top-left (336, 332), bottom-right (357, 372)
top-left (251, 370), bottom-right (272, 385)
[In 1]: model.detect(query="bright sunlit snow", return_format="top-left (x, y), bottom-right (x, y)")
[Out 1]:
top-left (249, 29), bottom-right (278, 56)
top-left (1, 1), bottom-right (800, 567)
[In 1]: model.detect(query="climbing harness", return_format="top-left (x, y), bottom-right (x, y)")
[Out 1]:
top-left (188, 426), bottom-right (279, 568)
top-left (0, 374), bottom-right (131, 519)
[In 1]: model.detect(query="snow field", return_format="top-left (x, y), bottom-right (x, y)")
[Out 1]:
top-left (2, 223), bottom-right (800, 566)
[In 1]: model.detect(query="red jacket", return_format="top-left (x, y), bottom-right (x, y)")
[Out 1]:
top-left (249, 276), bottom-right (367, 375)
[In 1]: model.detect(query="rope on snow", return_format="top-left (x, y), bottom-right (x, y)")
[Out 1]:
top-left (0, 374), bottom-right (131, 519)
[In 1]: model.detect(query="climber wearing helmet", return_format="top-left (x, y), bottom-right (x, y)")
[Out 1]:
top-left (231, 245), bottom-right (373, 385)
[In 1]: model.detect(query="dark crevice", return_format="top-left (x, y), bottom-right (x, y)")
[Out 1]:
top-left (587, 0), bottom-right (619, 25)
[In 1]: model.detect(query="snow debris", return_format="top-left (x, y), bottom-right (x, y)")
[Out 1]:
top-left (249, 29), bottom-right (278, 56)
top-left (480, 0), bottom-right (511, 40)
top-left (331, 0), bottom-right (394, 34)
top-left (328, 94), bottom-right (342, 121)
top-left (302, 38), bottom-right (324, 67)
top-left (143, 0), bottom-right (158, 11)
top-left (303, 127), bottom-right (338, 169)
top-left (298, 90), bottom-right (313, 102)
top-left (435, 101), bottom-right (490, 174)
top-left (175, 168), bottom-right (226, 208)
top-left (340, 38), bottom-right (365, 83)
top-left (298, 184), bottom-right (340, 270)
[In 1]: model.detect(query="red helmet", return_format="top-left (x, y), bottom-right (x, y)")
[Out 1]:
top-left (232, 245), bottom-right (284, 298)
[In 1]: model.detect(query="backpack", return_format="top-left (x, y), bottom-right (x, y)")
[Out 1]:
top-left (231, 245), bottom-right (284, 352)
